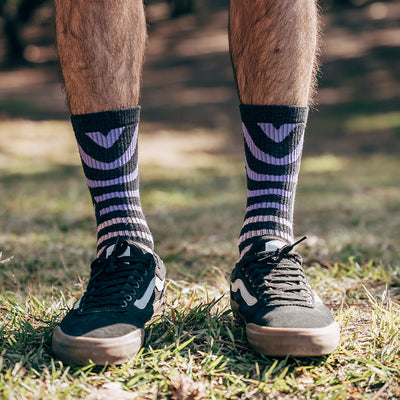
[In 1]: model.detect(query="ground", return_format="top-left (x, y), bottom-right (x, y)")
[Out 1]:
top-left (0, 1), bottom-right (400, 399)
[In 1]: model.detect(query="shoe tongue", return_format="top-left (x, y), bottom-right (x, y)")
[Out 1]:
top-left (264, 239), bottom-right (286, 252)
top-left (250, 236), bottom-right (288, 254)
top-left (105, 241), bottom-right (144, 258)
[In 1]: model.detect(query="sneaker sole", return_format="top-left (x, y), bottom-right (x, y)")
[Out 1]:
top-left (52, 297), bottom-right (166, 365)
top-left (231, 300), bottom-right (340, 357)
top-left (52, 326), bottom-right (144, 365)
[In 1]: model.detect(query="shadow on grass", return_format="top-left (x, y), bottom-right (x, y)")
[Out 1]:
top-left (0, 164), bottom-right (81, 183)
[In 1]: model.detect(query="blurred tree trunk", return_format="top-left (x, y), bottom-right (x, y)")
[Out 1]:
top-left (168, 0), bottom-right (193, 17)
top-left (3, 14), bottom-right (25, 63)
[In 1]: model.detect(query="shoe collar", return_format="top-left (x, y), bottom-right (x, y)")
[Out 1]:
top-left (104, 239), bottom-right (147, 259)
top-left (248, 236), bottom-right (290, 255)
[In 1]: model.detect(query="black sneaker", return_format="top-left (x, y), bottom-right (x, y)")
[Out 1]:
top-left (230, 236), bottom-right (340, 357)
top-left (52, 239), bottom-right (166, 365)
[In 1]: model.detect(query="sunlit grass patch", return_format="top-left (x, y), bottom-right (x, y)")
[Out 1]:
top-left (302, 155), bottom-right (345, 174)
top-left (345, 112), bottom-right (400, 135)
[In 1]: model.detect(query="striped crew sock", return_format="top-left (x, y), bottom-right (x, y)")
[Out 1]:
top-left (71, 107), bottom-right (153, 256)
top-left (238, 104), bottom-right (308, 257)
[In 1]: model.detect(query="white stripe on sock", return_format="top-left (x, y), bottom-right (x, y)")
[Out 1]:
top-left (241, 215), bottom-right (291, 229)
top-left (97, 230), bottom-right (153, 247)
top-left (97, 217), bottom-right (149, 233)
top-left (238, 229), bottom-right (292, 246)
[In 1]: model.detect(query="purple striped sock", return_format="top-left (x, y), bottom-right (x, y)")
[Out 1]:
top-left (71, 107), bottom-right (153, 256)
top-left (238, 105), bottom-right (308, 257)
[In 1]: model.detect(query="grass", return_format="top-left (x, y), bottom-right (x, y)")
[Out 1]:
top-left (1, 120), bottom-right (400, 399)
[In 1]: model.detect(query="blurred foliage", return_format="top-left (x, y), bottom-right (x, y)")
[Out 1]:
top-left (0, 0), bottom-right (393, 65)
top-left (0, 0), bottom-right (196, 64)
top-left (0, 0), bottom-right (48, 64)
top-left (167, 0), bottom-right (193, 17)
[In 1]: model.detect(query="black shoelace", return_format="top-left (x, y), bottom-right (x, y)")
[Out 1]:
top-left (238, 237), bottom-right (313, 306)
top-left (79, 241), bottom-right (154, 312)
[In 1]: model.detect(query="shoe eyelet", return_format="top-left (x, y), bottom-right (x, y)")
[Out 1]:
top-left (134, 281), bottom-right (140, 288)
top-left (122, 301), bottom-right (128, 308)
top-left (125, 295), bottom-right (132, 302)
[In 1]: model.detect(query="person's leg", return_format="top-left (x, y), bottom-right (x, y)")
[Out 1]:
top-left (56, 0), bottom-right (152, 256)
top-left (56, 0), bottom-right (145, 115)
top-left (230, 0), bottom-right (317, 256)
top-left (229, 0), bottom-right (340, 356)
top-left (230, 0), bottom-right (317, 107)
top-left (52, 0), bottom-right (166, 365)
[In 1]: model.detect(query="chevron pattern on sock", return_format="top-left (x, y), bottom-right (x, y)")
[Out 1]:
top-left (71, 107), bottom-right (153, 256)
top-left (238, 105), bottom-right (308, 257)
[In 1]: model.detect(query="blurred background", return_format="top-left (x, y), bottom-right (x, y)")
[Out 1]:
top-left (1, 0), bottom-right (400, 286)
top-left (1, 0), bottom-right (399, 146)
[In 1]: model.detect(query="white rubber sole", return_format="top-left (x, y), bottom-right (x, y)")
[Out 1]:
top-left (231, 300), bottom-right (340, 357)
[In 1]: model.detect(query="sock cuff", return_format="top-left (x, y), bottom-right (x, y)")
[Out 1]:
top-left (239, 104), bottom-right (308, 127)
top-left (71, 106), bottom-right (141, 134)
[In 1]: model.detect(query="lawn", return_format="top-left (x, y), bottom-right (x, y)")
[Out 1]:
top-left (0, 119), bottom-right (399, 399)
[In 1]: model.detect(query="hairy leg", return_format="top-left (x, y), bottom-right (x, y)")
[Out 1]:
top-left (54, 0), bottom-right (153, 254)
top-left (229, 0), bottom-right (339, 358)
top-left (230, 0), bottom-right (319, 254)
top-left (52, 0), bottom-right (168, 366)
top-left (229, 0), bottom-right (319, 106)
top-left (54, 0), bottom-right (147, 114)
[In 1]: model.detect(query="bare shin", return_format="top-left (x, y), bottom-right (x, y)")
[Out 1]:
top-left (55, 0), bottom-right (147, 114)
top-left (229, 0), bottom-right (319, 106)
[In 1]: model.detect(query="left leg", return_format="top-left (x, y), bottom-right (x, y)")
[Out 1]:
top-left (229, 0), bottom-right (340, 357)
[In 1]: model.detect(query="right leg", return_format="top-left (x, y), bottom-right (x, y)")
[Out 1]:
top-left (52, 0), bottom-right (166, 365)
top-left (55, 0), bottom-right (145, 115)
top-left (55, 0), bottom-right (153, 256)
